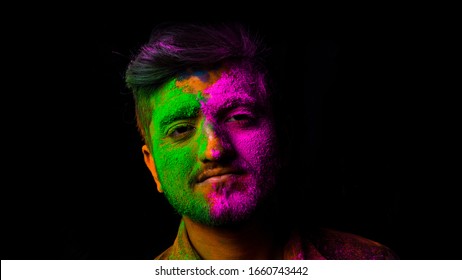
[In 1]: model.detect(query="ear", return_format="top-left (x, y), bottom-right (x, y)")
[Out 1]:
top-left (142, 145), bottom-right (163, 193)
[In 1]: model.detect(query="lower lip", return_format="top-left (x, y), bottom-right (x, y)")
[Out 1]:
top-left (204, 174), bottom-right (234, 183)
top-left (196, 174), bottom-right (238, 188)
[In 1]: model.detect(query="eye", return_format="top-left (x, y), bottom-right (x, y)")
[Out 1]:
top-left (226, 113), bottom-right (256, 126)
top-left (167, 124), bottom-right (195, 139)
top-left (227, 114), bottom-right (249, 122)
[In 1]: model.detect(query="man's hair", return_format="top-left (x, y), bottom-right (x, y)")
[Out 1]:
top-left (124, 21), bottom-right (271, 147)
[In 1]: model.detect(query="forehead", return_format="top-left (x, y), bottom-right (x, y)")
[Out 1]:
top-left (174, 68), bottom-right (223, 94)
top-left (152, 62), bottom-right (266, 105)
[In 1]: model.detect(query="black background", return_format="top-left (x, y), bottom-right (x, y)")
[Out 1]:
top-left (2, 12), bottom-right (459, 260)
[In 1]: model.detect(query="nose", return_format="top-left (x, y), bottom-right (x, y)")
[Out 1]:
top-left (199, 121), bottom-right (234, 162)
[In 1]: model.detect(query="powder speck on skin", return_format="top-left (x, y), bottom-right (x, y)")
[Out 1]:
top-left (211, 149), bottom-right (221, 159)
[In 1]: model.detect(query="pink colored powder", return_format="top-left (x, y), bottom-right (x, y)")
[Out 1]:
top-left (199, 62), bottom-right (279, 220)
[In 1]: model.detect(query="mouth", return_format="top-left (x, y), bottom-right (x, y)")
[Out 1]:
top-left (196, 168), bottom-right (244, 185)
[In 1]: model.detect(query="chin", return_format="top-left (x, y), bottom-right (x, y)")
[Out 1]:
top-left (207, 187), bottom-right (274, 227)
top-left (207, 208), bottom-right (257, 228)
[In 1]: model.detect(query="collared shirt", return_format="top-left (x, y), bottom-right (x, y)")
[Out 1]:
top-left (154, 219), bottom-right (399, 260)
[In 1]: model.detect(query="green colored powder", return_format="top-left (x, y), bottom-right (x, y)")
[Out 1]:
top-left (148, 79), bottom-right (212, 224)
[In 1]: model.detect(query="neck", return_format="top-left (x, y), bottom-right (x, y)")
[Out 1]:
top-left (183, 215), bottom-right (283, 260)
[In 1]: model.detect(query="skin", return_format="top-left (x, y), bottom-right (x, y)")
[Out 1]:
top-left (142, 62), bottom-right (283, 258)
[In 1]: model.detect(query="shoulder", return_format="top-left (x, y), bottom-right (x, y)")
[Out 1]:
top-left (304, 227), bottom-right (399, 260)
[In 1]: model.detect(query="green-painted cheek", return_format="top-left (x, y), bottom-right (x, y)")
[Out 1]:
top-left (148, 80), bottom-right (213, 223)
top-left (151, 127), bottom-right (212, 224)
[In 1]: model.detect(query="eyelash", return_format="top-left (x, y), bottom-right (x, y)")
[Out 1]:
top-left (226, 113), bottom-right (256, 125)
top-left (167, 123), bottom-right (196, 139)
top-left (165, 112), bottom-right (257, 140)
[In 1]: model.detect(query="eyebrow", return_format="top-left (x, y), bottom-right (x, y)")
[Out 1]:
top-left (202, 94), bottom-right (259, 118)
top-left (158, 101), bottom-right (201, 129)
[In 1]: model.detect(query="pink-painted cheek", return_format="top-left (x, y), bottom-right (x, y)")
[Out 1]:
top-left (207, 128), bottom-right (276, 220)
top-left (198, 64), bottom-right (277, 220)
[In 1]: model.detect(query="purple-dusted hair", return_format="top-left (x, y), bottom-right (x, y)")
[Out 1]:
top-left (124, 21), bottom-right (271, 145)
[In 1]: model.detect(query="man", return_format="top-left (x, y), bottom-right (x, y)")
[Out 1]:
top-left (124, 21), bottom-right (398, 260)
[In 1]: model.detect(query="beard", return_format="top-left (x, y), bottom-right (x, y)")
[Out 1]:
top-left (163, 162), bottom-right (280, 228)
top-left (205, 174), bottom-right (276, 227)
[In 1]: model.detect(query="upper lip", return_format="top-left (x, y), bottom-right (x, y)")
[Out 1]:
top-left (196, 168), bottom-right (242, 183)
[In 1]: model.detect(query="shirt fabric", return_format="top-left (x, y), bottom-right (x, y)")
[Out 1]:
top-left (154, 219), bottom-right (399, 260)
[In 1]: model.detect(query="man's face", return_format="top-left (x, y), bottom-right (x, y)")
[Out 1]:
top-left (145, 62), bottom-right (281, 226)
